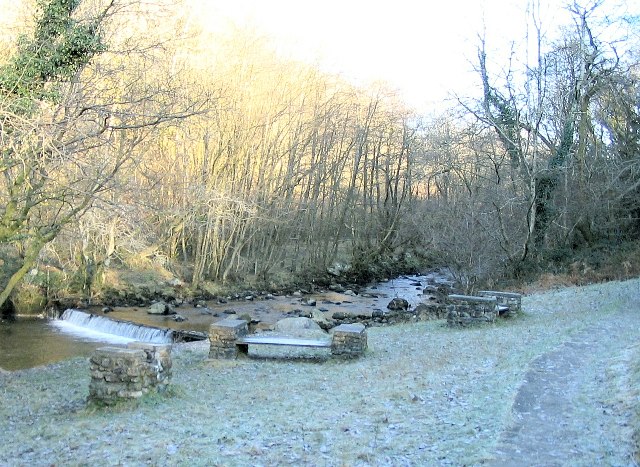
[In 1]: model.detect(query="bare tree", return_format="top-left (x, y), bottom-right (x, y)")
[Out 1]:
top-left (0, 0), bottom-right (206, 308)
top-left (470, 0), bottom-right (627, 267)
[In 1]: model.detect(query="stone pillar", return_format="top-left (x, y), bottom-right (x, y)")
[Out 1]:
top-left (478, 291), bottom-right (522, 316)
top-left (446, 294), bottom-right (498, 327)
top-left (127, 342), bottom-right (172, 391)
top-left (331, 323), bottom-right (367, 358)
top-left (89, 347), bottom-right (147, 405)
top-left (208, 318), bottom-right (248, 359)
top-left (88, 343), bottom-right (173, 405)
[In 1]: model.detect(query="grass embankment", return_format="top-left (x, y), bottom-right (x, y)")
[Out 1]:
top-left (0, 278), bottom-right (639, 465)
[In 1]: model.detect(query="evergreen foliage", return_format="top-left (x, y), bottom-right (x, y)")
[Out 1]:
top-left (0, 0), bottom-right (106, 104)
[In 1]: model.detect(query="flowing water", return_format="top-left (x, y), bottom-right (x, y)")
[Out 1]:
top-left (56, 310), bottom-right (173, 344)
top-left (0, 317), bottom-right (127, 371)
top-left (0, 273), bottom-right (450, 371)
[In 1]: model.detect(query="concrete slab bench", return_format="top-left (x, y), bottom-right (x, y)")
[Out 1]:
top-left (235, 335), bottom-right (331, 348)
top-left (209, 319), bottom-right (367, 359)
top-left (478, 290), bottom-right (522, 316)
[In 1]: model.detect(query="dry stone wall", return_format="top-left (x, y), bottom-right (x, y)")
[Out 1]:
top-left (89, 342), bottom-right (172, 405)
top-left (446, 294), bottom-right (498, 327)
top-left (331, 323), bottom-right (367, 358)
top-left (208, 319), bottom-right (248, 359)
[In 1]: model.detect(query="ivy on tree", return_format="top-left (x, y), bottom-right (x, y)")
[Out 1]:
top-left (0, 0), bottom-right (111, 309)
top-left (0, 0), bottom-right (106, 104)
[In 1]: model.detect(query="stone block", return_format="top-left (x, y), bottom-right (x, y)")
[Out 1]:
top-left (209, 319), bottom-right (248, 359)
top-left (127, 342), bottom-right (173, 382)
top-left (331, 323), bottom-right (367, 358)
top-left (446, 295), bottom-right (498, 327)
top-left (88, 343), bottom-right (173, 405)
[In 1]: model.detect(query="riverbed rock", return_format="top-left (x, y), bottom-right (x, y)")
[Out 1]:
top-left (274, 317), bottom-right (326, 338)
top-left (387, 298), bottom-right (409, 311)
top-left (371, 309), bottom-right (384, 319)
top-left (310, 309), bottom-right (334, 330)
top-left (238, 313), bottom-right (252, 323)
top-left (332, 311), bottom-right (349, 320)
top-left (148, 301), bottom-right (168, 315)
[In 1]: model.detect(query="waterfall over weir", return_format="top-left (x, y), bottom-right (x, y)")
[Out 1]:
top-left (56, 309), bottom-right (173, 344)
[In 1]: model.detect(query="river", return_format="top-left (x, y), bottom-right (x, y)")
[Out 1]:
top-left (0, 273), bottom-right (448, 371)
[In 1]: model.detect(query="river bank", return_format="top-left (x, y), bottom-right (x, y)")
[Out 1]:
top-left (1, 278), bottom-right (638, 465)
top-left (0, 273), bottom-right (440, 371)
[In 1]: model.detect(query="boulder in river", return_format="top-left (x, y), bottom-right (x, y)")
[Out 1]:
top-left (147, 301), bottom-right (176, 315)
top-left (274, 317), bottom-right (326, 338)
top-left (387, 298), bottom-right (409, 311)
top-left (310, 309), bottom-right (334, 330)
top-left (332, 311), bottom-right (350, 320)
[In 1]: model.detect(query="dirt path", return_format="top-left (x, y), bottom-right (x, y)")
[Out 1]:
top-left (491, 304), bottom-right (640, 466)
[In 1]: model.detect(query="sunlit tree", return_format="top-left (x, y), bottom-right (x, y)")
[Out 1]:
top-left (0, 0), bottom-right (205, 308)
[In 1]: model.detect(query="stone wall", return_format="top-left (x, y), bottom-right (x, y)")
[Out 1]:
top-left (331, 323), bottom-right (367, 358)
top-left (89, 342), bottom-right (172, 405)
top-left (326, 305), bottom-right (446, 328)
top-left (446, 294), bottom-right (498, 327)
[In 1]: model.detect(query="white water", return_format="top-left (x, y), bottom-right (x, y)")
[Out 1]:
top-left (52, 309), bottom-right (173, 344)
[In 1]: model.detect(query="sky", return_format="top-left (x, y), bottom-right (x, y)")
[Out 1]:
top-left (2, 0), bottom-right (637, 113)
top-left (186, 0), bottom-right (573, 112)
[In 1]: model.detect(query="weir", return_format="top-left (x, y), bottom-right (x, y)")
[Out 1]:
top-left (58, 309), bottom-right (173, 344)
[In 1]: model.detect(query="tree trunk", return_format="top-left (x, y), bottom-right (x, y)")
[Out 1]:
top-left (0, 237), bottom-right (48, 310)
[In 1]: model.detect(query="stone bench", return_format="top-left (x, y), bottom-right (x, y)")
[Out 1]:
top-left (88, 342), bottom-right (172, 405)
top-left (209, 319), bottom-right (367, 359)
top-left (478, 290), bottom-right (522, 316)
top-left (446, 294), bottom-right (498, 327)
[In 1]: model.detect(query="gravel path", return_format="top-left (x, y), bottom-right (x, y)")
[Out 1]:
top-left (0, 278), bottom-right (638, 466)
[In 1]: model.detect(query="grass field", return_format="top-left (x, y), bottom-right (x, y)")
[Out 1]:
top-left (1, 278), bottom-right (638, 466)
